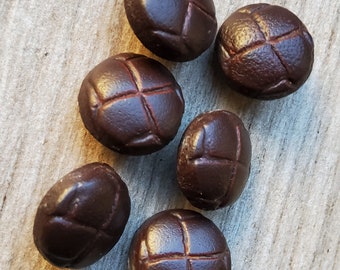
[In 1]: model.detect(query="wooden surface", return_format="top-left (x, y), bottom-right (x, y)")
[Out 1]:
top-left (0, 0), bottom-right (339, 269)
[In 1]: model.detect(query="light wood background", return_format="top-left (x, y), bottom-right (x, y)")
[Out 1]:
top-left (0, 0), bottom-right (339, 269)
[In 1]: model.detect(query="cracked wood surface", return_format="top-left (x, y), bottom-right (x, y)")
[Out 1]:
top-left (0, 0), bottom-right (339, 269)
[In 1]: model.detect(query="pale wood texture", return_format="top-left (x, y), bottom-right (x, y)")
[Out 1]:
top-left (0, 0), bottom-right (339, 269)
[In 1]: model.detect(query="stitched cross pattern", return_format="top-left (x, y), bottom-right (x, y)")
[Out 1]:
top-left (153, 1), bottom-right (215, 36)
top-left (221, 5), bottom-right (309, 63)
top-left (189, 124), bottom-right (248, 168)
top-left (219, 4), bottom-right (313, 96)
top-left (150, 1), bottom-right (216, 50)
top-left (187, 121), bottom-right (249, 205)
top-left (89, 54), bottom-right (183, 145)
top-left (43, 176), bottom-right (123, 266)
top-left (51, 181), bottom-right (118, 235)
top-left (139, 212), bottom-right (229, 269)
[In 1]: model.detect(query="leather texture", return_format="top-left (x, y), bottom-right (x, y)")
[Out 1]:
top-left (177, 110), bottom-right (251, 210)
top-left (78, 53), bottom-right (184, 155)
top-left (33, 163), bottom-right (131, 268)
top-left (128, 209), bottom-right (231, 270)
top-left (217, 4), bottom-right (314, 99)
top-left (124, 0), bottom-right (217, 61)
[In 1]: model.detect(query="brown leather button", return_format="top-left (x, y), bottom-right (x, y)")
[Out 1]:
top-left (124, 0), bottom-right (217, 61)
top-left (78, 53), bottom-right (184, 155)
top-left (177, 110), bottom-right (251, 210)
top-left (129, 209), bottom-right (231, 270)
top-left (33, 163), bottom-right (131, 268)
top-left (216, 4), bottom-right (314, 99)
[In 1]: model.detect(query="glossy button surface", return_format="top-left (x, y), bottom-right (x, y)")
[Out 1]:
top-left (78, 53), bottom-right (184, 155)
top-left (216, 3), bottom-right (314, 99)
top-left (129, 209), bottom-right (231, 270)
top-left (33, 163), bottom-right (131, 268)
top-left (124, 0), bottom-right (217, 61)
top-left (177, 110), bottom-right (251, 210)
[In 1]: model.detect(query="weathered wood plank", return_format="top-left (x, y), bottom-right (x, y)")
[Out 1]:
top-left (0, 0), bottom-right (339, 269)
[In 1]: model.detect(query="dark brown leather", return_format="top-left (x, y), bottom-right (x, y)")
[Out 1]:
top-left (177, 110), bottom-right (251, 210)
top-left (129, 209), bottom-right (231, 270)
top-left (33, 163), bottom-right (131, 268)
top-left (78, 53), bottom-right (184, 155)
top-left (216, 4), bottom-right (314, 99)
top-left (124, 0), bottom-right (217, 61)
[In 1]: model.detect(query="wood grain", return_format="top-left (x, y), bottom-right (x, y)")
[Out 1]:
top-left (0, 0), bottom-right (339, 269)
